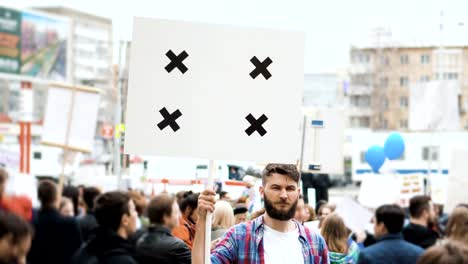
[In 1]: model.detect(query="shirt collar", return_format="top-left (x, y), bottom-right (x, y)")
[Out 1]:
top-left (253, 214), bottom-right (309, 245)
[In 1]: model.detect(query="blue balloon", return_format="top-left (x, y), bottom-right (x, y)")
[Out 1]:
top-left (365, 146), bottom-right (386, 173)
top-left (384, 133), bottom-right (405, 160)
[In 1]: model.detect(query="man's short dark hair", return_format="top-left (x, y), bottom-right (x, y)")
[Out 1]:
top-left (0, 211), bottom-right (33, 243)
top-left (262, 164), bottom-right (300, 186)
top-left (375, 204), bottom-right (405, 234)
top-left (83, 187), bottom-right (101, 212)
top-left (409, 195), bottom-right (432, 218)
top-left (38, 180), bottom-right (58, 207)
top-left (94, 192), bottom-right (131, 232)
top-left (147, 194), bottom-right (176, 224)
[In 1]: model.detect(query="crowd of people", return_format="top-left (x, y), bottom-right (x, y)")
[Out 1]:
top-left (0, 165), bottom-right (467, 264)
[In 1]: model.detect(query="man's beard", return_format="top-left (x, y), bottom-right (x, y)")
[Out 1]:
top-left (264, 193), bottom-right (298, 221)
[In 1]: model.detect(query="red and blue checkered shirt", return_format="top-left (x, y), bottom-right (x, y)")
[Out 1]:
top-left (211, 215), bottom-right (330, 264)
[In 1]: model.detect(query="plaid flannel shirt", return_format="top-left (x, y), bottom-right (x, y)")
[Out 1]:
top-left (211, 215), bottom-right (329, 264)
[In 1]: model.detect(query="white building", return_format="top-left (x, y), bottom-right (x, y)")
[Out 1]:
top-left (35, 7), bottom-right (114, 125)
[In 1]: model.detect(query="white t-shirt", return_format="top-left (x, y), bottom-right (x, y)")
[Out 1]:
top-left (263, 225), bottom-right (304, 264)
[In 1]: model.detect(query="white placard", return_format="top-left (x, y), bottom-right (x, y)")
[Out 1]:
top-left (124, 18), bottom-right (304, 163)
top-left (409, 80), bottom-right (460, 131)
top-left (41, 85), bottom-right (100, 152)
top-left (301, 108), bottom-right (345, 173)
top-left (446, 149), bottom-right (468, 212)
top-left (335, 196), bottom-right (373, 232)
top-left (0, 149), bottom-right (19, 169)
top-left (358, 174), bottom-right (400, 209)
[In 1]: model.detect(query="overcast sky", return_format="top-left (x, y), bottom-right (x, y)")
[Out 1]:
top-left (4, 0), bottom-right (468, 73)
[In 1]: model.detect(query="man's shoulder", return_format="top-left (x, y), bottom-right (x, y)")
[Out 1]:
top-left (362, 238), bottom-right (423, 255)
top-left (301, 225), bottom-right (326, 245)
top-left (139, 231), bottom-right (188, 250)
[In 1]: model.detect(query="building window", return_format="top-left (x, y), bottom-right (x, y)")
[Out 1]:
top-left (400, 97), bottom-right (408, 108)
top-left (380, 77), bottom-right (389, 88)
top-left (421, 54), bottom-right (431, 64)
top-left (400, 119), bottom-right (408, 129)
top-left (381, 56), bottom-right (390, 65)
top-left (383, 119), bottom-right (388, 129)
top-left (350, 95), bottom-right (371, 108)
top-left (400, 54), bottom-right (409, 64)
top-left (443, 72), bottom-right (459, 80)
top-left (361, 117), bottom-right (370, 127)
top-left (400, 76), bottom-right (409, 87)
top-left (353, 53), bottom-right (371, 64)
top-left (383, 98), bottom-right (389, 109)
top-left (422, 146), bottom-right (439, 161)
top-left (420, 75), bottom-right (430, 82)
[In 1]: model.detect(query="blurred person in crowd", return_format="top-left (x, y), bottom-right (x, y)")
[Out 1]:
top-left (445, 207), bottom-right (468, 245)
top-left (192, 164), bottom-right (329, 264)
top-left (318, 203), bottom-right (334, 228)
top-left (250, 207), bottom-right (265, 220)
top-left (176, 191), bottom-right (186, 207)
top-left (0, 211), bottom-right (33, 264)
top-left (172, 191), bottom-right (199, 249)
top-left (59, 197), bottom-right (74, 217)
top-left (211, 201), bottom-right (235, 241)
top-left (358, 204), bottom-right (423, 264)
top-left (235, 196), bottom-right (248, 208)
top-left (0, 168), bottom-right (32, 221)
top-left (136, 194), bottom-right (190, 264)
top-left (321, 213), bottom-right (360, 263)
top-left (219, 191), bottom-right (231, 201)
top-left (316, 200), bottom-right (328, 215)
top-left (233, 205), bottom-right (248, 224)
top-left (294, 195), bottom-right (308, 224)
top-left (242, 176), bottom-right (256, 213)
top-left (78, 186), bottom-right (101, 242)
top-left (28, 180), bottom-right (82, 264)
top-left (417, 240), bottom-right (468, 264)
top-left (63, 185), bottom-right (80, 217)
top-left (128, 190), bottom-right (149, 228)
top-left (72, 191), bottom-right (138, 264)
top-left (403, 195), bottom-right (440, 249)
top-left (305, 204), bottom-right (317, 222)
top-left (434, 203), bottom-right (449, 233)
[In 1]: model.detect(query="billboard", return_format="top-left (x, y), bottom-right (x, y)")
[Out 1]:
top-left (0, 6), bottom-right (70, 81)
top-left (0, 7), bottom-right (21, 74)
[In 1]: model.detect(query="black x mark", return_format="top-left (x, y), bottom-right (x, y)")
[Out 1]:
top-left (249, 56), bottom-right (272, 80)
top-left (245, 113), bottom-right (268, 136)
top-left (165, 50), bottom-right (189, 74)
top-left (157, 107), bottom-right (182, 132)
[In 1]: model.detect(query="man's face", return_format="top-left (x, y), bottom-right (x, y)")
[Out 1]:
top-left (0, 234), bottom-right (31, 263)
top-left (14, 235), bottom-right (32, 263)
top-left (425, 201), bottom-right (436, 225)
top-left (373, 216), bottom-right (387, 238)
top-left (165, 201), bottom-right (180, 229)
top-left (122, 200), bottom-right (138, 237)
top-left (0, 234), bottom-right (15, 262)
top-left (260, 173), bottom-right (299, 221)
